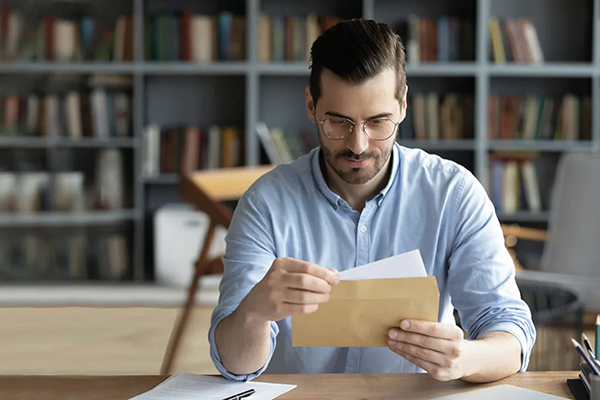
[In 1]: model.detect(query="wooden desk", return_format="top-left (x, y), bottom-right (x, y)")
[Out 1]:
top-left (0, 372), bottom-right (578, 399)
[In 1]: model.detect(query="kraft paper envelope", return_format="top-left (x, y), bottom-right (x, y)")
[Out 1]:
top-left (292, 276), bottom-right (439, 347)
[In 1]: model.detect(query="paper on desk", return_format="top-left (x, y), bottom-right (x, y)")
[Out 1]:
top-left (432, 384), bottom-right (569, 400)
top-left (338, 249), bottom-right (427, 280)
top-left (292, 249), bottom-right (439, 347)
top-left (129, 374), bottom-right (296, 400)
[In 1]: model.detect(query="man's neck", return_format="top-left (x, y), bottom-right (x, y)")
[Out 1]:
top-left (321, 153), bottom-right (392, 212)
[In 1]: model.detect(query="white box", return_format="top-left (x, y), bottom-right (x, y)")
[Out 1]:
top-left (154, 203), bottom-right (227, 287)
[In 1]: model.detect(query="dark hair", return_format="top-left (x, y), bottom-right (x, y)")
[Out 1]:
top-left (309, 19), bottom-right (406, 107)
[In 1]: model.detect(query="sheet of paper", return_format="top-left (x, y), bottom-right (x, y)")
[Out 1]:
top-left (338, 249), bottom-right (427, 281)
top-left (129, 374), bottom-right (296, 400)
top-left (433, 385), bottom-right (569, 400)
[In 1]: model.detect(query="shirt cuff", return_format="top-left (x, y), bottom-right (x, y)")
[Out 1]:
top-left (208, 312), bottom-right (279, 381)
top-left (477, 322), bottom-right (531, 372)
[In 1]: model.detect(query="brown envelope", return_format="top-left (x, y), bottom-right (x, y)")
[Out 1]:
top-left (292, 277), bottom-right (440, 347)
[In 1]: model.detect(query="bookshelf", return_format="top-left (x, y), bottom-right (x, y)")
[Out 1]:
top-left (0, 0), bottom-right (599, 283)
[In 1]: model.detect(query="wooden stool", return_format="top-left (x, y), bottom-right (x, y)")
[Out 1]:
top-left (161, 166), bottom-right (273, 374)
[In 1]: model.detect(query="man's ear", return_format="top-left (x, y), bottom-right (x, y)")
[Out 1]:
top-left (399, 84), bottom-right (408, 122)
top-left (306, 87), bottom-right (316, 124)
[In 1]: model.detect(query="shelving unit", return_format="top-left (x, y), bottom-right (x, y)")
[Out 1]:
top-left (0, 210), bottom-right (138, 228)
top-left (1, 0), bottom-right (599, 282)
top-left (0, 137), bottom-right (138, 148)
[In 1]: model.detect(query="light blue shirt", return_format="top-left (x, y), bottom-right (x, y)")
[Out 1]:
top-left (209, 143), bottom-right (536, 381)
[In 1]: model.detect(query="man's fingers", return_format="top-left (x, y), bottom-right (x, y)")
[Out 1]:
top-left (391, 349), bottom-right (451, 382)
top-left (284, 260), bottom-right (340, 285)
top-left (388, 329), bottom-right (450, 354)
top-left (283, 289), bottom-right (330, 305)
top-left (283, 272), bottom-right (333, 293)
top-left (281, 302), bottom-right (319, 315)
top-left (388, 340), bottom-right (444, 366)
top-left (399, 320), bottom-right (464, 340)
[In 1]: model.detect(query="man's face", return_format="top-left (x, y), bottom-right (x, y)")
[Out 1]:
top-left (306, 68), bottom-right (407, 185)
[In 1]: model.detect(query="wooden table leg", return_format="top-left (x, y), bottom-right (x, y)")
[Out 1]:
top-left (160, 222), bottom-right (217, 375)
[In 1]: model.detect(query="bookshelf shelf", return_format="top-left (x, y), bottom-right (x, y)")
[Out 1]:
top-left (405, 63), bottom-right (479, 77)
top-left (256, 63), bottom-right (480, 77)
top-left (143, 62), bottom-right (249, 75)
top-left (0, 62), bottom-right (138, 74)
top-left (398, 139), bottom-right (477, 151)
top-left (487, 63), bottom-right (595, 77)
top-left (52, 138), bottom-right (138, 148)
top-left (257, 63), bottom-right (311, 76)
top-left (488, 140), bottom-right (594, 152)
top-left (0, 138), bottom-right (137, 148)
top-left (0, 211), bottom-right (139, 228)
top-left (143, 174), bottom-right (179, 185)
top-left (0, 137), bottom-right (47, 148)
top-left (497, 211), bottom-right (551, 223)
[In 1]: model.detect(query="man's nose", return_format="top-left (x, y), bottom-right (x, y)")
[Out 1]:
top-left (345, 125), bottom-right (369, 155)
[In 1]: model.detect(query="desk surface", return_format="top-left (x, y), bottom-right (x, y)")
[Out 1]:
top-left (0, 372), bottom-right (578, 400)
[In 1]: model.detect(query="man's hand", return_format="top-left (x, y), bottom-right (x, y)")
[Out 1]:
top-left (239, 257), bottom-right (340, 323)
top-left (387, 320), bottom-right (472, 381)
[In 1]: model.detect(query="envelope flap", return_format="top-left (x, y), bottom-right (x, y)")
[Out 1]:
top-left (332, 276), bottom-right (439, 300)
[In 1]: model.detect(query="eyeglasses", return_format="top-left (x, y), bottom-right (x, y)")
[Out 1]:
top-left (318, 116), bottom-right (400, 141)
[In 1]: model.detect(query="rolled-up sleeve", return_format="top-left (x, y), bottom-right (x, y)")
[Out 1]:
top-left (208, 188), bottom-right (279, 381)
top-left (447, 172), bottom-right (536, 371)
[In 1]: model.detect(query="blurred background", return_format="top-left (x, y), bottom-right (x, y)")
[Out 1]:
top-left (1, 0), bottom-right (599, 376)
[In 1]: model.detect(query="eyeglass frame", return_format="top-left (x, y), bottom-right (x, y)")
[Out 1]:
top-left (316, 114), bottom-right (401, 141)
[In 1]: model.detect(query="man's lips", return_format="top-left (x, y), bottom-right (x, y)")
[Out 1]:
top-left (342, 157), bottom-right (371, 167)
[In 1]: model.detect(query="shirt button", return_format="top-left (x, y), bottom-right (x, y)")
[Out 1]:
top-left (360, 225), bottom-right (367, 233)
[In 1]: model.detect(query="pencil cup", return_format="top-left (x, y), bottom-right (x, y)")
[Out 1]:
top-left (591, 373), bottom-right (600, 400)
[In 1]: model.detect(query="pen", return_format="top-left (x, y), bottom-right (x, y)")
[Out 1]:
top-left (572, 338), bottom-right (600, 376)
top-left (222, 388), bottom-right (256, 400)
top-left (582, 333), bottom-right (597, 360)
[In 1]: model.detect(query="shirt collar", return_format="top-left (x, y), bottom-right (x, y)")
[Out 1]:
top-left (310, 142), bottom-right (401, 210)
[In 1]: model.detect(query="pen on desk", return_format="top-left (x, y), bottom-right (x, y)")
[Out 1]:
top-left (572, 338), bottom-right (600, 376)
top-left (222, 388), bottom-right (256, 400)
top-left (596, 314), bottom-right (599, 361)
top-left (582, 333), bottom-right (597, 360)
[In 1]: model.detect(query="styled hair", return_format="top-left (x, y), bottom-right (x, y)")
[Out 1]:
top-left (309, 18), bottom-right (407, 106)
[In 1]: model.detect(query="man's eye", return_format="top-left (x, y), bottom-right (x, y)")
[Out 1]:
top-left (370, 119), bottom-right (384, 125)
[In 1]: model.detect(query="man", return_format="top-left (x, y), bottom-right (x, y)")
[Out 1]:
top-left (209, 19), bottom-right (535, 383)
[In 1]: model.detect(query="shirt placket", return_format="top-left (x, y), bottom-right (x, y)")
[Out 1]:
top-left (345, 202), bottom-right (374, 373)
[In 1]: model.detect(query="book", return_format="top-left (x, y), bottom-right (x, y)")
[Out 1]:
top-left (95, 149), bottom-right (124, 210)
top-left (489, 18), bottom-right (505, 63)
top-left (206, 125), bottom-right (221, 169)
top-left (143, 124), bottom-right (161, 177)
top-left (65, 91), bottom-right (83, 139)
top-left (256, 121), bottom-right (283, 164)
top-left (0, 172), bottom-right (16, 212)
top-left (520, 160), bottom-right (542, 212)
top-left (502, 160), bottom-right (520, 214)
top-left (52, 172), bottom-right (85, 212)
top-left (258, 14), bottom-right (271, 62)
top-left (113, 92), bottom-right (131, 137)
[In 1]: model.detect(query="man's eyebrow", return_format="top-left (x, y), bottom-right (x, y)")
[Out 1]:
top-left (324, 111), bottom-right (394, 121)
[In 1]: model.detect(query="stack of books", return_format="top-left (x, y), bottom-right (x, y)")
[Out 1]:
top-left (143, 124), bottom-right (245, 176)
top-left (146, 11), bottom-right (246, 62)
top-left (487, 94), bottom-right (592, 141)
top-left (0, 5), bottom-right (133, 62)
top-left (488, 17), bottom-right (544, 64)
top-left (488, 154), bottom-right (543, 214)
top-left (395, 16), bottom-right (475, 63)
